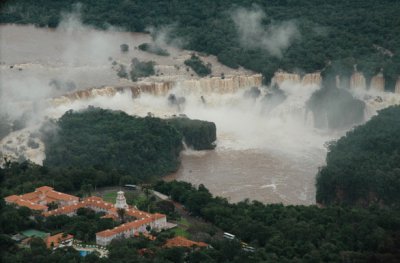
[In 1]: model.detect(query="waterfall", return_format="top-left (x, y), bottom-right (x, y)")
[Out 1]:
top-left (272, 71), bottom-right (321, 87)
top-left (50, 74), bottom-right (263, 106)
top-left (370, 73), bottom-right (385, 92)
top-left (350, 72), bottom-right (366, 90)
top-left (302, 73), bottom-right (321, 86)
top-left (272, 72), bottom-right (301, 86)
top-left (395, 77), bottom-right (400, 94)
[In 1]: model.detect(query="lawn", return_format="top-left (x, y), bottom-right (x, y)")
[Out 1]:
top-left (102, 192), bottom-right (117, 203)
top-left (171, 227), bottom-right (190, 238)
top-left (102, 191), bottom-right (139, 205)
top-left (169, 217), bottom-right (191, 238)
top-left (178, 217), bottom-right (190, 228)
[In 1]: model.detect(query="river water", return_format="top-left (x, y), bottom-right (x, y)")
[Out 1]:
top-left (165, 148), bottom-right (325, 204)
top-left (2, 23), bottom-right (382, 205)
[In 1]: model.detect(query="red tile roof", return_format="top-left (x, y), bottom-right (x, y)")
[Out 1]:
top-left (45, 190), bottom-right (79, 202)
top-left (4, 195), bottom-right (19, 202)
top-left (4, 186), bottom-right (79, 212)
top-left (5, 195), bottom-right (48, 211)
top-left (45, 233), bottom-right (74, 249)
top-left (164, 236), bottom-right (208, 248)
top-left (96, 217), bottom-right (156, 238)
top-left (36, 186), bottom-right (54, 192)
top-left (5, 188), bottom-right (168, 242)
top-left (43, 203), bottom-right (84, 217)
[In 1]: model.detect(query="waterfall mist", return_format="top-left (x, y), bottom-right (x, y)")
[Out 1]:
top-left (2, 12), bottom-right (400, 204)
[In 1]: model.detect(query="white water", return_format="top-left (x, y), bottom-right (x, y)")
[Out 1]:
top-left (2, 23), bottom-right (400, 205)
top-left (38, 81), bottom-right (331, 204)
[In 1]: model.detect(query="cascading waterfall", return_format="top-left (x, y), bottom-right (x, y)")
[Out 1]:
top-left (396, 77), bottom-right (400, 93)
top-left (49, 74), bottom-right (262, 106)
top-left (370, 73), bottom-right (385, 92)
top-left (350, 72), bottom-right (366, 90)
top-left (3, 68), bottom-right (400, 204)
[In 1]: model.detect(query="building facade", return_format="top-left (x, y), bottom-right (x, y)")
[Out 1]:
top-left (4, 186), bottom-right (79, 212)
top-left (5, 187), bottom-right (169, 246)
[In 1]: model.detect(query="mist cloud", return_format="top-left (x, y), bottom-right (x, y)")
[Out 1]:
top-left (0, 7), bottom-right (127, 121)
top-left (231, 6), bottom-right (299, 57)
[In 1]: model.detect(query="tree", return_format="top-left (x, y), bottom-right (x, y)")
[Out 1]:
top-left (47, 202), bottom-right (58, 211)
top-left (120, 44), bottom-right (129, 53)
top-left (81, 184), bottom-right (93, 197)
top-left (117, 208), bottom-right (126, 222)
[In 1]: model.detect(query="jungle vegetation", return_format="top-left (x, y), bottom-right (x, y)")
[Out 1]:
top-left (1, 0), bottom-right (400, 88)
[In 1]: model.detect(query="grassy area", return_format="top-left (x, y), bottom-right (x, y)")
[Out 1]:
top-left (102, 191), bottom-right (141, 206)
top-left (131, 193), bottom-right (147, 207)
top-left (171, 227), bottom-right (190, 238)
top-left (168, 217), bottom-right (191, 238)
top-left (102, 192), bottom-right (117, 203)
top-left (178, 218), bottom-right (190, 228)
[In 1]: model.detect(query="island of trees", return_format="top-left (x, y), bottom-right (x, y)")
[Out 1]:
top-left (184, 54), bottom-right (212, 77)
top-left (40, 107), bottom-right (216, 184)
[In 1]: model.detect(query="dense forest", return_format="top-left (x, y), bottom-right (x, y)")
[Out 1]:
top-left (1, 0), bottom-right (400, 89)
top-left (167, 117), bottom-right (216, 150)
top-left (42, 107), bottom-right (183, 181)
top-left (40, 107), bottom-right (216, 182)
top-left (1, 174), bottom-right (399, 262)
top-left (316, 105), bottom-right (400, 207)
top-left (1, 107), bottom-right (400, 261)
top-left (153, 181), bottom-right (400, 262)
top-left (0, 109), bottom-right (217, 196)
top-left (1, 1), bottom-right (400, 262)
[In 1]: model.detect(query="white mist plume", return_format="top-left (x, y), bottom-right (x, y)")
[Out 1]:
top-left (231, 6), bottom-right (299, 57)
top-left (46, 82), bottom-right (329, 156)
top-left (0, 8), bottom-right (129, 121)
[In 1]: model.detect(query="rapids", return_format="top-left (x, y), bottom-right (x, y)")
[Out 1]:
top-left (2, 23), bottom-right (400, 205)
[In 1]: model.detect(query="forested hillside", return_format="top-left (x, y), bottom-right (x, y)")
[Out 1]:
top-left (316, 105), bottom-right (400, 206)
top-left (152, 181), bottom-right (400, 262)
top-left (1, 0), bottom-right (400, 88)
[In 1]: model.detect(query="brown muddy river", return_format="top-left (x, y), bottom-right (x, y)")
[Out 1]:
top-left (1, 23), bottom-right (338, 205)
top-left (165, 148), bottom-right (325, 204)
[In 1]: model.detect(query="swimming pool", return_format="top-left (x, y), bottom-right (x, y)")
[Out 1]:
top-left (78, 250), bottom-right (91, 257)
